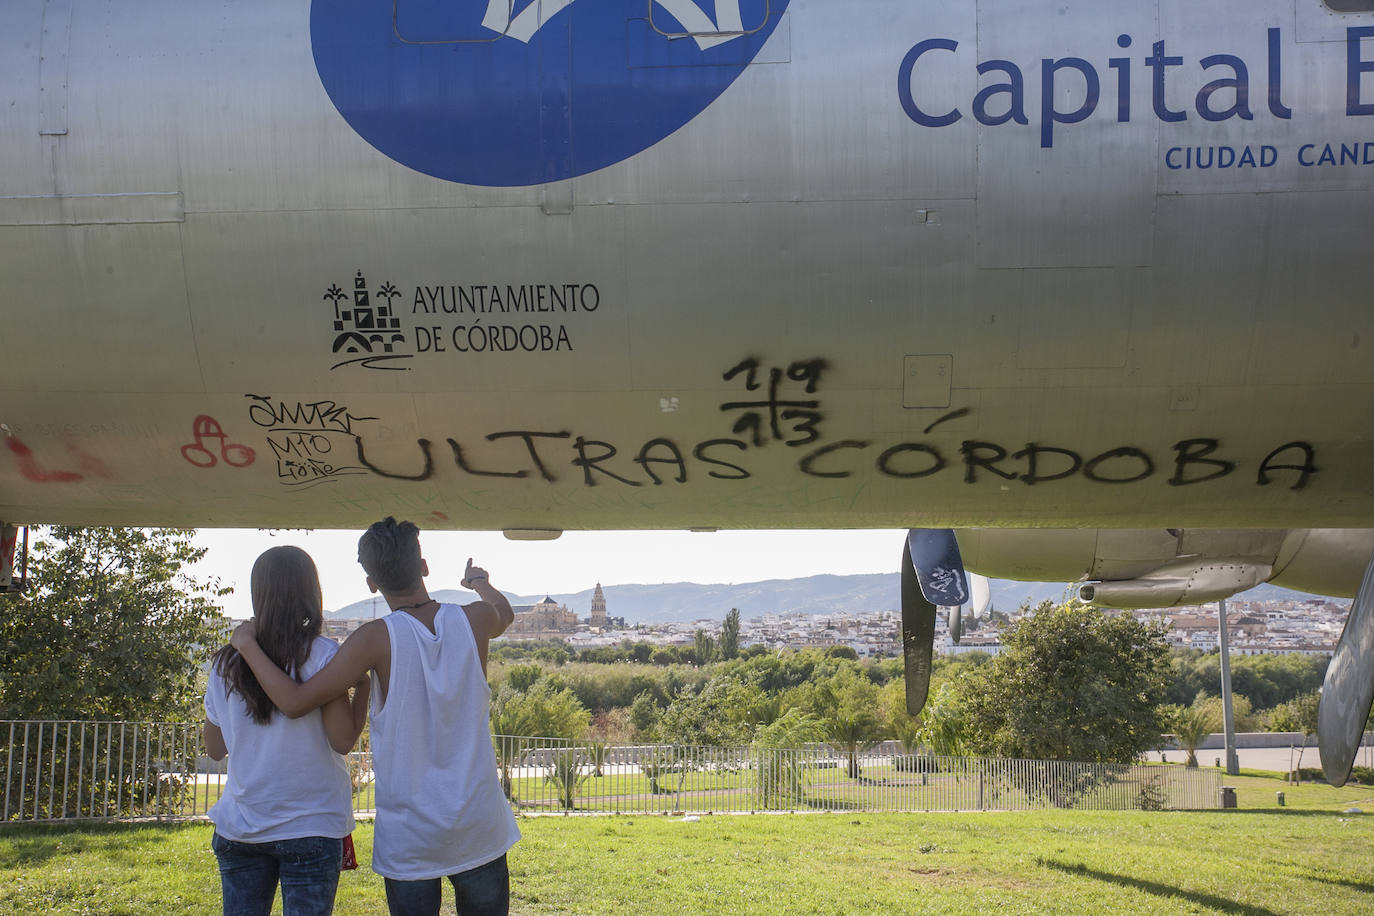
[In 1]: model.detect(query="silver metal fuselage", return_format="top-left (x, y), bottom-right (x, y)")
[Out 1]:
top-left (2, 0), bottom-right (1372, 538)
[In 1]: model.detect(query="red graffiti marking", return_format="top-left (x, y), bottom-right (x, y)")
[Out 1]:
top-left (181, 415), bottom-right (256, 469)
top-left (6, 437), bottom-right (83, 483)
top-left (431, 511), bottom-right (450, 521)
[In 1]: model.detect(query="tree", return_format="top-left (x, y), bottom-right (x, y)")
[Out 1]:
top-left (880, 680), bottom-right (921, 753)
top-left (1168, 649), bottom-right (1326, 709)
top-left (913, 683), bottom-right (971, 758)
top-left (694, 628), bottom-right (716, 666)
top-left (804, 667), bottom-right (886, 777)
top-left (1270, 690), bottom-right (1320, 775)
top-left (561, 665), bottom-right (666, 713)
top-left (533, 643), bottom-right (572, 666)
top-left (653, 676), bottom-right (766, 747)
top-left (1270, 690), bottom-right (1320, 736)
top-left (628, 689), bottom-right (663, 737)
top-left (720, 608), bottom-right (741, 661)
top-left (639, 749), bottom-right (683, 796)
top-left (589, 708), bottom-right (635, 746)
top-left (752, 707), bottom-right (827, 808)
top-left (544, 749), bottom-right (588, 809)
top-left (0, 527), bottom-right (226, 720)
top-left (1193, 691), bottom-right (1257, 733)
top-left (1168, 703), bottom-right (1219, 768)
top-left (0, 527), bottom-right (226, 820)
top-left (490, 681), bottom-right (590, 740)
top-left (960, 602), bottom-right (1172, 764)
top-left (504, 663), bottom-right (543, 691)
top-left (489, 681), bottom-right (590, 799)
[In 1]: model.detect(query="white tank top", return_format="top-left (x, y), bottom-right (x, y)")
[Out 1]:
top-left (204, 636), bottom-right (354, 843)
top-left (369, 604), bottom-right (520, 880)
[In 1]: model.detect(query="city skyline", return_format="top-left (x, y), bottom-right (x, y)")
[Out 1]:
top-left (191, 527), bottom-right (910, 620)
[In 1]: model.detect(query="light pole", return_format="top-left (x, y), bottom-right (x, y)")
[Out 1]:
top-left (1217, 597), bottom-right (1240, 775)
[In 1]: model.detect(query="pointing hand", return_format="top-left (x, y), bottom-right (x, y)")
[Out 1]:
top-left (461, 557), bottom-right (490, 590)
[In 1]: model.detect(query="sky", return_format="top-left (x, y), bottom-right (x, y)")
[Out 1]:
top-left (190, 528), bottom-right (908, 620)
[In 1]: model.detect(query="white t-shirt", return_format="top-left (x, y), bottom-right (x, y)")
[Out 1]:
top-left (204, 635), bottom-right (355, 843)
top-left (369, 605), bottom-right (520, 879)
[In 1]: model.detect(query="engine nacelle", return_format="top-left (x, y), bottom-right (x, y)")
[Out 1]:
top-left (1076, 559), bottom-right (1271, 609)
top-left (955, 527), bottom-right (1374, 607)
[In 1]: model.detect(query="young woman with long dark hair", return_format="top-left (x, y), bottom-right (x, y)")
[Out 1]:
top-left (203, 545), bottom-right (369, 916)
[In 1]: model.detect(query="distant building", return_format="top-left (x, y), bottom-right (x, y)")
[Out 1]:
top-left (1167, 612), bottom-right (1215, 632)
top-left (589, 582), bottom-right (609, 629)
top-left (1189, 630), bottom-right (1219, 651)
top-left (940, 634), bottom-right (1003, 656)
top-left (507, 596), bottom-right (578, 636)
top-left (323, 619), bottom-right (356, 642)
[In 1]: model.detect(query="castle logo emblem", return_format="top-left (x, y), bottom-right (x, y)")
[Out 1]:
top-left (324, 271), bottom-right (412, 371)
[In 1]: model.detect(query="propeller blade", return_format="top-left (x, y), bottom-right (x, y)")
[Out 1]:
top-left (901, 536), bottom-right (937, 716)
top-left (949, 605), bottom-right (963, 645)
top-left (1319, 553), bottom-right (1374, 787)
top-left (906, 529), bottom-right (970, 607)
top-left (969, 573), bottom-right (991, 620)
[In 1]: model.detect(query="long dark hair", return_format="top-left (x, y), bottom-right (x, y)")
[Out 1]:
top-left (212, 546), bottom-right (324, 724)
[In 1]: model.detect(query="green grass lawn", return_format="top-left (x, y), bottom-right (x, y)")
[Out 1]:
top-left (187, 760), bottom-right (1204, 817)
top-left (2, 771), bottom-right (1372, 915)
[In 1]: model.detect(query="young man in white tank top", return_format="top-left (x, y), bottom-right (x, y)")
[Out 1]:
top-left (232, 518), bottom-right (520, 916)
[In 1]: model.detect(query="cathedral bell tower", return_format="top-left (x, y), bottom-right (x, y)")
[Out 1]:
top-left (589, 582), bottom-right (608, 628)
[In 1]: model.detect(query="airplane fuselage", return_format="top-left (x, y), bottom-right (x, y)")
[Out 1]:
top-left (2, 0), bottom-right (1372, 535)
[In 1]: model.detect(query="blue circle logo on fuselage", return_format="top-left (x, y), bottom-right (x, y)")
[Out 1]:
top-left (310, 0), bottom-right (790, 187)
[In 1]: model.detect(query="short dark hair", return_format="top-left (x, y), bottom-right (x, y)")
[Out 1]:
top-left (358, 517), bottom-right (423, 594)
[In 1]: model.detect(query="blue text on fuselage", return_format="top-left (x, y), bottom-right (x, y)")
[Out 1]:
top-left (899, 27), bottom-right (1374, 148)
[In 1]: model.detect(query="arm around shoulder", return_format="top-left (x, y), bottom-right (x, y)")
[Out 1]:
top-left (231, 618), bottom-right (387, 719)
top-left (320, 674), bottom-right (370, 754)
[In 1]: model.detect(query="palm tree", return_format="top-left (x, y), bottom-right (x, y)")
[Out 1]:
top-left (1172, 704), bottom-right (1218, 768)
top-left (814, 669), bottom-right (886, 778)
top-left (753, 708), bottom-right (826, 808)
top-left (914, 684), bottom-right (969, 758)
top-left (322, 284), bottom-right (346, 320)
top-left (826, 709), bottom-right (884, 779)
top-left (639, 749), bottom-right (681, 795)
top-left (545, 749), bottom-right (587, 809)
top-left (587, 740), bottom-right (609, 778)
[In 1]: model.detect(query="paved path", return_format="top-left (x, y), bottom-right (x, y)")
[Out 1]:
top-left (1144, 744), bottom-right (1374, 773)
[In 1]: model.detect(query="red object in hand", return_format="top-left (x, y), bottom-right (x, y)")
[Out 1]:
top-left (341, 834), bottom-right (358, 871)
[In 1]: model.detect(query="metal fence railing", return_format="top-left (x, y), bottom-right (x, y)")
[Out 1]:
top-left (3, 720), bottom-right (205, 823)
top-left (1, 722), bottom-right (1222, 825)
top-left (0, 720), bottom-right (379, 825)
top-left (491, 737), bottom-right (1222, 815)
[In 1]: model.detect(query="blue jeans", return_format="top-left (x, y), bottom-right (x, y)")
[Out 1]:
top-left (211, 831), bottom-right (342, 916)
top-left (383, 854), bottom-right (510, 916)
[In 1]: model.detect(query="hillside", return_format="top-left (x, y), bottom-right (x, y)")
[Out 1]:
top-left (325, 575), bottom-right (1328, 625)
